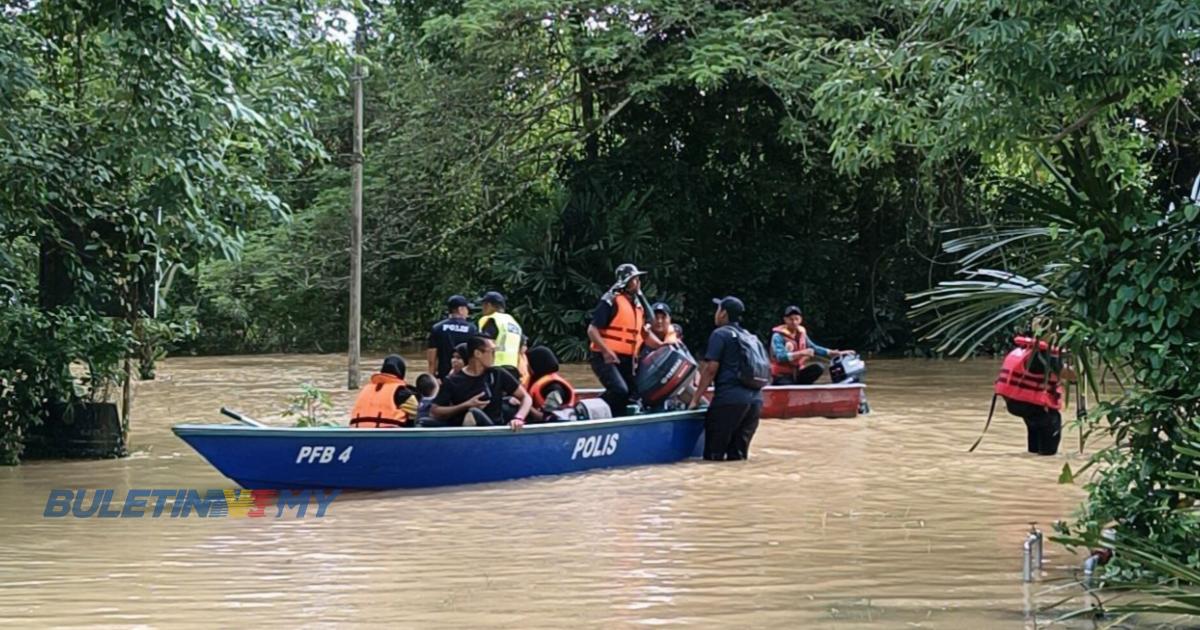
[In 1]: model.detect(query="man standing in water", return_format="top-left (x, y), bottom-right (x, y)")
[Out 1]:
top-left (994, 323), bottom-right (1075, 456)
top-left (587, 264), bottom-right (663, 415)
top-left (689, 296), bottom-right (766, 460)
top-left (427, 295), bottom-right (478, 381)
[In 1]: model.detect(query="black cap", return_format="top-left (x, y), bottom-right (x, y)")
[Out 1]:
top-left (651, 302), bottom-right (671, 315)
top-left (783, 305), bottom-right (803, 317)
top-left (446, 295), bottom-right (472, 310)
top-left (712, 296), bottom-right (745, 319)
top-left (481, 291), bottom-right (506, 307)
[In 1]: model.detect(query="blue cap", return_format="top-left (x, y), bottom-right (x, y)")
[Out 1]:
top-left (481, 291), bottom-right (506, 307)
top-left (446, 295), bottom-right (473, 310)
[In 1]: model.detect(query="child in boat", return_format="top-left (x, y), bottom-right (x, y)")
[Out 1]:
top-left (415, 373), bottom-right (438, 423)
top-left (450, 343), bottom-right (467, 376)
top-left (525, 346), bottom-right (578, 419)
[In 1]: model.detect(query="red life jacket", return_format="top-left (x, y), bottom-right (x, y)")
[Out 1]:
top-left (529, 373), bottom-right (578, 409)
top-left (994, 336), bottom-right (1063, 410)
top-left (769, 325), bottom-right (808, 378)
top-left (350, 373), bottom-right (411, 428)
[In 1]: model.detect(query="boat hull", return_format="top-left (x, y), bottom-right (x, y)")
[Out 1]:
top-left (578, 384), bottom-right (865, 419)
top-left (173, 411), bottom-right (705, 490)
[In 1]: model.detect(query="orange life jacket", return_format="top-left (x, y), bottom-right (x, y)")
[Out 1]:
top-left (769, 324), bottom-right (808, 378)
top-left (994, 336), bottom-right (1063, 410)
top-left (529, 373), bottom-right (578, 409)
top-left (350, 373), bottom-right (411, 428)
top-left (590, 293), bottom-right (645, 357)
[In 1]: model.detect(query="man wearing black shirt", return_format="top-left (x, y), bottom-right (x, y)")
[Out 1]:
top-left (586, 264), bottom-right (664, 416)
top-left (426, 295), bottom-right (478, 380)
top-left (432, 335), bottom-right (532, 429)
top-left (689, 296), bottom-right (764, 461)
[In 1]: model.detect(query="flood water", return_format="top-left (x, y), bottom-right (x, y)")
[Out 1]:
top-left (0, 356), bottom-right (1110, 628)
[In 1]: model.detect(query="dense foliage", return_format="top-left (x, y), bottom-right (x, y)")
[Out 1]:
top-left (180, 0), bottom-right (981, 358)
top-left (0, 0), bottom-right (348, 463)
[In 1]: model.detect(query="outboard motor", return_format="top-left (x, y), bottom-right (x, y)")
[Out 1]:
top-left (635, 345), bottom-right (698, 410)
top-left (830, 352), bottom-right (870, 414)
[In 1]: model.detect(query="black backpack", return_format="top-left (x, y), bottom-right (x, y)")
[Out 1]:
top-left (721, 325), bottom-right (770, 390)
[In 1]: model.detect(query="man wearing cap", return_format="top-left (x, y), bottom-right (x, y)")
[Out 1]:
top-left (587, 263), bottom-right (664, 415)
top-left (770, 305), bottom-right (851, 385)
top-left (651, 302), bottom-right (684, 345)
top-left (689, 296), bottom-right (763, 460)
top-left (426, 295), bottom-right (479, 381)
top-left (477, 291), bottom-right (524, 381)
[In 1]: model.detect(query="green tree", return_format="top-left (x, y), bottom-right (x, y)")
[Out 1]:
top-left (0, 0), bottom-right (348, 463)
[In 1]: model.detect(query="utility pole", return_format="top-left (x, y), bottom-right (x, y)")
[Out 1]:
top-left (347, 26), bottom-right (363, 390)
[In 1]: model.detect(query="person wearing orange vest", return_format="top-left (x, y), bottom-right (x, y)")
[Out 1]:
top-left (350, 355), bottom-right (420, 428)
top-left (995, 335), bottom-right (1074, 455)
top-left (769, 305), bottom-right (850, 385)
top-left (587, 263), bottom-right (664, 416)
top-left (525, 345), bottom-right (578, 416)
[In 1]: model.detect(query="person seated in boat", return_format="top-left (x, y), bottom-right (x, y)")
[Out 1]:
top-left (415, 373), bottom-right (438, 423)
top-left (350, 355), bottom-right (420, 428)
top-left (769, 305), bottom-right (853, 385)
top-left (525, 346), bottom-right (577, 417)
top-left (640, 302), bottom-right (684, 360)
top-left (431, 335), bottom-right (532, 430)
top-left (450, 343), bottom-right (467, 376)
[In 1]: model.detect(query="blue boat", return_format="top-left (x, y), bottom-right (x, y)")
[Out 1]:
top-left (173, 410), bottom-right (706, 490)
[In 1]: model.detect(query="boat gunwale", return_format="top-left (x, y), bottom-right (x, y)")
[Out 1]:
top-left (575, 383), bottom-right (865, 394)
top-left (173, 408), bottom-right (705, 439)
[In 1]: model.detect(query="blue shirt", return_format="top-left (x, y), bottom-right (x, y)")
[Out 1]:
top-left (703, 324), bottom-right (764, 407)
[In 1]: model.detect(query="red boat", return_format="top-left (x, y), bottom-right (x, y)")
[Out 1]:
top-left (577, 383), bottom-right (866, 419)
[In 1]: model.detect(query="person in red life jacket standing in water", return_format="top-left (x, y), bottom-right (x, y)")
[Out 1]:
top-left (994, 321), bottom-right (1076, 456)
top-left (586, 264), bottom-right (664, 416)
top-left (769, 305), bottom-right (852, 385)
top-left (349, 355), bottom-right (420, 428)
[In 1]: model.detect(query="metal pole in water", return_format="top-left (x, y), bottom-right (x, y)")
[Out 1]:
top-left (1021, 523), bottom-right (1044, 583)
top-left (347, 25), bottom-right (364, 391)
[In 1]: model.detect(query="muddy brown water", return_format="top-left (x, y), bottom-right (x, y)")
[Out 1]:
top-left (0, 355), bottom-right (1111, 628)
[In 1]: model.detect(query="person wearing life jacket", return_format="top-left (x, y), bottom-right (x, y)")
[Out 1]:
top-left (350, 355), bottom-right (420, 428)
top-left (587, 263), bottom-right (664, 416)
top-left (995, 334), bottom-right (1075, 455)
top-left (769, 305), bottom-right (850, 385)
top-left (478, 291), bottom-right (524, 382)
top-left (525, 345), bottom-right (577, 419)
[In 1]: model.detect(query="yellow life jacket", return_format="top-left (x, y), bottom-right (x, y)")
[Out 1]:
top-left (479, 312), bottom-right (522, 368)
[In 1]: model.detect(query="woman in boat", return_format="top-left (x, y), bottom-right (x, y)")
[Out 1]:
top-left (525, 346), bottom-right (577, 418)
top-left (350, 355), bottom-right (420, 428)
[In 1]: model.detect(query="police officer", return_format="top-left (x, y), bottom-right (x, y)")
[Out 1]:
top-left (586, 264), bottom-right (663, 416)
top-left (426, 295), bottom-right (478, 380)
top-left (477, 291), bottom-right (524, 382)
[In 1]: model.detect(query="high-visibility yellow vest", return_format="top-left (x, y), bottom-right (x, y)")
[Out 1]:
top-left (479, 312), bottom-right (522, 368)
